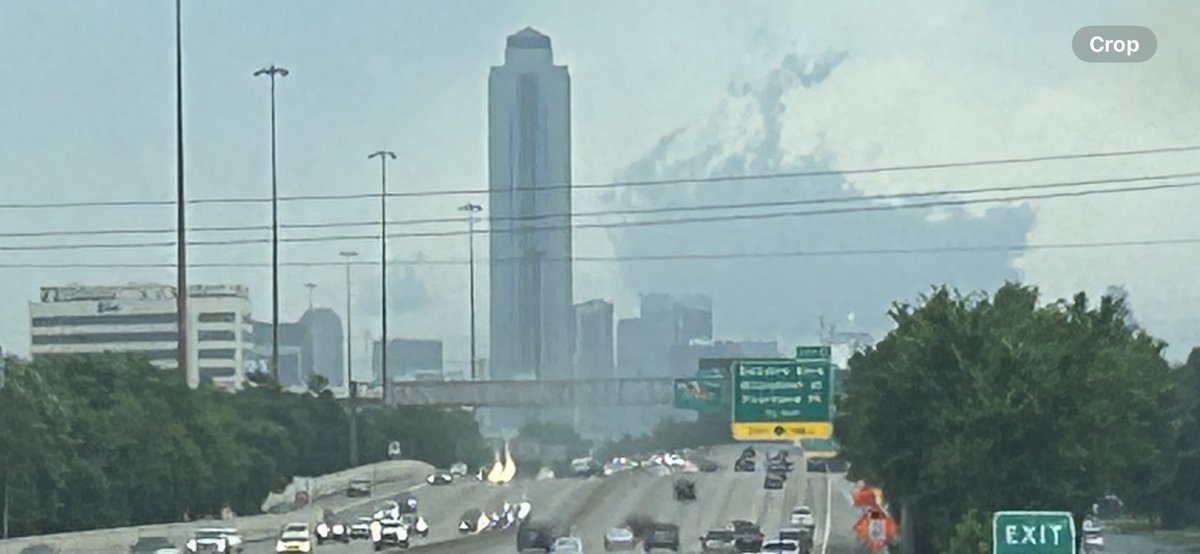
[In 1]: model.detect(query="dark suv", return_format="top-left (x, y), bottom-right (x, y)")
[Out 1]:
top-left (644, 524), bottom-right (681, 552)
top-left (516, 522), bottom-right (556, 552)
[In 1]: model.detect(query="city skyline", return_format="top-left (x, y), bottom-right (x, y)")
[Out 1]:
top-left (1, 1), bottom-right (1198, 373)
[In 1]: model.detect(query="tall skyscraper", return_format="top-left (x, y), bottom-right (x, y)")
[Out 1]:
top-left (488, 27), bottom-right (573, 382)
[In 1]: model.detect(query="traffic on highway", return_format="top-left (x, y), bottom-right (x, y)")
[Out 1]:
top-left (10, 445), bottom-right (862, 554)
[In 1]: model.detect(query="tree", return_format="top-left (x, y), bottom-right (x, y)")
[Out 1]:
top-left (306, 373), bottom-right (329, 395)
top-left (946, 510), bottom-right (990, 554)
top-left (839, 283), bottom-right (1172, 550)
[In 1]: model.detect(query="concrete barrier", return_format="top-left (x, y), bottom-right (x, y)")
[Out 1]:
top-left (0, 459), bottom-right (433, 554)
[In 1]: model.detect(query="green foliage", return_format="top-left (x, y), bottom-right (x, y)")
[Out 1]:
top-left (1154, 348), bottom-right (1200, 528)
top-left (839, 283), bottom-right (1173, 551)
top-left (0, 354), bottom-right (487, 537)
top-left (946, 510), bottom-right (990, 554)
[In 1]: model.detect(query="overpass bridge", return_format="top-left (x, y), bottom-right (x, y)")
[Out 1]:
top-left (381, 377), bottom-right (677, 407)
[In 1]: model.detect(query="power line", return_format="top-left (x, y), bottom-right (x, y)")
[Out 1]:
top-left (1, 178), bottom-right (1198, 251)
top-left (3, 235), bottom-right (1198, 269)
top-left (2, 144), bottom-right (1197, 209)
top-left (5, 170), bottom-right (1200, 241)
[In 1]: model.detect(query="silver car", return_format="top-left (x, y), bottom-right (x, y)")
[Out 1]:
top-left (604, 526), bottom-right (636, 550)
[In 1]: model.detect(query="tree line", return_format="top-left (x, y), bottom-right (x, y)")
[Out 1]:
top-left (0, 354), bottom-right (489, 537)
top-left (836, 282), bottom-right (1200, 552)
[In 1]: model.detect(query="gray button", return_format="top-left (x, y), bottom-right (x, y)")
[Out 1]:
top-left (1073, 26), bottom-right (1157, 63)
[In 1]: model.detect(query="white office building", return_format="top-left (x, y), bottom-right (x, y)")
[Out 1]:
top-left (29, 283), bottom-right (253, 390)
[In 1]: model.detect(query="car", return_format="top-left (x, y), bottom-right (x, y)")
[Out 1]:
top-left (728, 521), bottom-right (764, 552)
top-left (758, 539), bottom-right (802, 553)
top-left (734, 456), bottom-right (756, 472)
top-left (767, 458), bottom-right (794, 473)
top-left (131, 536), bottom-right (178, 553)
top-left (763, 472), bottom-right (785, 490)
top-left (699, 529), bottom-right (738, 552)
top-left (777, 527), bottom-right (813, 549)
top-left (516, 521), bottom-right (557, 552)
top-left (673, 479), bottom-right (697, 501)
top-left (185, 529), bottom-right (231, 553)
top-left (643, 524), bottom-right (681, 552)
top-left (459, 508), bottom-right (487, 534)
top-left (208, 529), bottom-right (242, 553)
top-left (374, 500), bottom-right (401, 520)
top-left (315, 519), bottom-right (350, 544)
top-left (449, 462), bottom-right (469, 476)
top-left (553, 536), bottom-right (585, 552)
top-left (347, 477), bottom-right (373, 497)
top-left (399, 512), bottom-right (430, 538)
top-left (274, 523), bottom-right (313, 553)
top-left (426, 470), bottom-right (453, 485)
top-left (604, 526), bottom-right (637, 551)
top-left (371, 518), bottom-right (410, 550)
top-left (350, 516), bottom-right (374, 540)
top-left (789, 506), bottom-right (815, 529)
top-left (570, 456), bottom-right (603, 477)
top-left (693, 457), bottom-right (720, 473)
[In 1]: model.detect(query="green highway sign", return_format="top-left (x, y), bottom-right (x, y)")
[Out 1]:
top-left (795, 345), bottom-right (832, 360)
top-left (673, 377), bottom-right (724, 412)
top-left (992, 511), bottom-right (1076, 554)
top-left (731, 358), bottom-right (833, 439)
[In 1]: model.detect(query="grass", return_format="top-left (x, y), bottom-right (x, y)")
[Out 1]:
top-left (1107, 517), bottom-right (1200, 549)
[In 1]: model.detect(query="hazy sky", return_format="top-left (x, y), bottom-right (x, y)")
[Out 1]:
top-left (2, 1), bottom-right (1199, 376)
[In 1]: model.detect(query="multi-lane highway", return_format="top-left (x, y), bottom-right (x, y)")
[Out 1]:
top-left (4, 445), bottom-right (865, 554)
top-left (235, 444), bottom-right (864, 554)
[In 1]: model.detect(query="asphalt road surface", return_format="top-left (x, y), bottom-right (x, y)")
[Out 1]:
top-left (237, 445), bottom-right (866, 554)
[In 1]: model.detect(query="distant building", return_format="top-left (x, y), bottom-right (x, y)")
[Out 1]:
top-left (616, 293), bottom-right (715, 378)
top-left (573, 299), bottom-right (614, 379)
top-left (669, 340), bottom-right (780, 375)
top-left (372, 338), bottom-right (443, 381)
top-left (298, 308), bottom-right (344, 387)
top-left (248, 320), bottom-right (309, 388)
top-left (29, 284), bottom-right (253, 390)
top-left (488, 27), bottom-right (574, 383)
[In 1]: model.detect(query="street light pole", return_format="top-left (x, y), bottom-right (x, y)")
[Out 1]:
top-left (254, 63), bottom-right (289, 383)
top-left (174, 0), bottom-right (189, 387)
top-left (457, 203), bottom-right (483, 380)
top-left (368, 150), bottom-right (396, 402)
top-left (341, 250), bottom-right (359, 466)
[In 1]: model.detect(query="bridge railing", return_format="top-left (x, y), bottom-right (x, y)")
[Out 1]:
top-left (386, 377), bottom-right (675, 407)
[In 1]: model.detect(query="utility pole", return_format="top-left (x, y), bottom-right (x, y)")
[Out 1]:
top-left (341, 251), bottom-right (359, 466)
top-left (253, 63), bottom-right (289, 382)
top-left (368, 150), bottom-right (396, 401)
top-left (174, 0), bottom-right (189, 387)
top-left (458, 203), bottom-right (483, 379)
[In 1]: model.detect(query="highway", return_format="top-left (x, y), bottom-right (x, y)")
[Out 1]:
top-left (4, 445), bottom-right (866, 554)
top-left (235, 445), bottom-right (864, 554)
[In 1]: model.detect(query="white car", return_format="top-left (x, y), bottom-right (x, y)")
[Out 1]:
top-left (427, 470), bottom-right (454, 485)
top-left (759, 539), bottom-right (802, 553)
top-left (185, 529), bottom-right (230, 553)
top-left (373, 500), bottom-right (401, 521)
top-left (350, 516), bottom-right (373, 540)
top-left (371, 518), bottom-right (410, 549)
top-left (604, 526), bottom-right (636, 550)
top-left (789, 506), bottom-right (815, 529)
top-left (274, 523), bottom-right (312, 553)
top-left (449, 462), bottom-right (469, 476)
top-left (553, 536), bottom-right (585, 552)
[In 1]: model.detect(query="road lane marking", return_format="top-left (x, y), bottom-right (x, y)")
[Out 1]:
top-left (820, 471), bottom-right (833, 554)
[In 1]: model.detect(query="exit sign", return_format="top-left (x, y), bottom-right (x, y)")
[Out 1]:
top-left (992, 511), bottom-right (1076, 554)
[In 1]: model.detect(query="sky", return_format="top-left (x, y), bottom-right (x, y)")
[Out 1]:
top-left (2, 1), bottom-right (1199, 377)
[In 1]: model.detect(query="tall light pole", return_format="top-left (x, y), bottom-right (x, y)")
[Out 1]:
top-left (458, 203), bottom-right (483, 380)
top-left (340, 250), bottom-right (359, 466)
top-left (304, 282), bottom-right (316, 310)
top-left (368, 150), bottom-right (396, 401)
top-left (254, 63), bottom-right (289, 382)
top-left (175, 0), bottom-right (189, 387)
